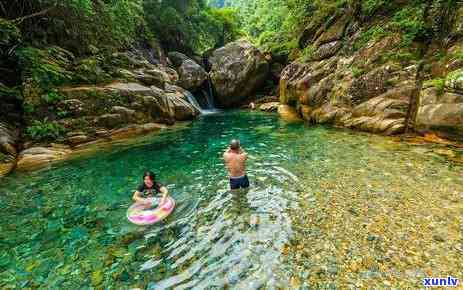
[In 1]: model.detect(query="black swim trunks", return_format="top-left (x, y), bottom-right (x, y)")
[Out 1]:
top-left (229, 175), bottom-right (250, 190)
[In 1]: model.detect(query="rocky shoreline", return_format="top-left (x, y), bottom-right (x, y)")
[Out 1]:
top-left (14, 122), bottom-right (176, 172)
top-left (276, 7), bottom-right (463, 143)
top-left (0, 41), bottom-right (272, 176)
top-left (2, 32), bottom-right (463, 176)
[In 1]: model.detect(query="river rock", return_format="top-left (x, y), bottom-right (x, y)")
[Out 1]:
top-left (59, 81), bottom-right (199, 131)
top-left (95, 114), bottom-right (125, 129)
top-left (168, 52), bottom-right (191, 67)
top-left (209, 40), bottom-right (269, 107)
top-left (67, 135), bottom-right (91, 145)
top-left (278, 105), bottom-right (303, 122)
top-left (300, 105), bottom-right (313, 121)
top-left (110, 123), bottom-right (165, 140)
top-left (166, 92), bottom-right (200, 121)
top-left (0, 121), bottom-right (19, 177)
top-left (16, 146), bottom-right (72, 171)
top-left (111, 106), bottom-right (136, 121)
top-left (416, 99), bottom-right (463, 141)
top-left (143, 89), bottom-right (199, 123)
top-left (106, 82), bottom-right (154, 96)
top-left (57, 99), bottom-right (85, 117)
top-left (259, 102), bottom-right (280, 112)
top-left (314, 15), bottom-right (350, 46)
top-left (131, 68), bottom-right (171, 88)
top-left (167, 52), bottom-right (207, 90)
top-left (178, 59), bottom-right (207, 90)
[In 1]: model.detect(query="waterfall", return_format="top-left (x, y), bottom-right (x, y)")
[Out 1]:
top-left (206, 76), bottom-right (214, 104)
top-left (201, 77), bottom-right (219, 114)
top-left (185, 90), bottom-right (203, 113)
top-left (202, 90), bottom-right (213, 109)
top-left (185, 78), bottom-right (220, 115)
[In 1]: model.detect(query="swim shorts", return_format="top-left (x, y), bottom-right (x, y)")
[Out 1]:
top-left (229, 175), bottom-right (250, 189)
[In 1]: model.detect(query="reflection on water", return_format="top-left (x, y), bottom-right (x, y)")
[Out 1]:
top-left (0, 111), bottom-right (462, 289)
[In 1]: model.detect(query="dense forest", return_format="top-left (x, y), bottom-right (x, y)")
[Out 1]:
top-left (0, 0), bottom-right (242, 98)
top-left (1, 0), bottom-right (460, 91)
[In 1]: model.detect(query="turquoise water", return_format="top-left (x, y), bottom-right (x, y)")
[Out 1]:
top-left (1, 111), bottom-right (462, 289)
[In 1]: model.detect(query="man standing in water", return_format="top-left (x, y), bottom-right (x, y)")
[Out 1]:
top-left (223, 139), bottom-right (249, 190)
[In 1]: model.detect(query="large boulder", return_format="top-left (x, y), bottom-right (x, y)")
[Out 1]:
top-left (168, 52), bottom-right (190, 67)
top-left (416, 73), bottom-right (463, 141)
top-left (209, 41), bottom-right (269, 107)
top-left (16, 146), bottom-right (72, 171)
top-left (0, 121), bottom-right (19, 177)
top-left (168, 52), bottom-right (207, 90)
top-left (278, 105), bottom-right (303, 122)
top-left (178, 59), bottom-right (207, 90)
top-left (142, 85), bottom-right (199, 123)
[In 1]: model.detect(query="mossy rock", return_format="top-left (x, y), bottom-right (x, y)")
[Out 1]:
top-left (0, 18), bottom-right (21, 46)
top-left (17, 46), bottom-right (75, 91)
top-left (73, 57), bottom-right (112, 85)
top-left (445, 68), bottom-right (463, 92)
top-left (60, 87), bottom-right (131, 116)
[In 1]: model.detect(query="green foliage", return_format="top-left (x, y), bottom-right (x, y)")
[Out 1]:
top-left (0, 83), bottom-right (21, 101)
top-left (353, 25), bottom-right (388, 50)
top-left (351, 67), bottom-right (365, 78)
top-left (16, 46), bottom-right (74, 90)
top-left (381, 51), bottom-right (420, 64)
top-left (73, 56), bottom-right (113, 85)
top-left (390, 5), bottom-right (428, 46)
top-left (257, 31), bottom-right (298, 56)
top-left (446, 68), bottom-right (463, 84)
top-left (26, 119), bottom-right (66, 141)
top-left (361, 0), bottom-right (392, 17)
top-left (3, 0), bottom-right (145, 54)
top-left (448, 49), bottom-right (463, 62)
top-left (424, 78), bottom-right (445, 95)
top-left (40, 90), bottom-right (63, 104)
top-left (143, 0), bottom-right (240, 54)
top-left (299, 45), bottom-right (316, 62)
top-left (0, 18), bottom-right (21, 47)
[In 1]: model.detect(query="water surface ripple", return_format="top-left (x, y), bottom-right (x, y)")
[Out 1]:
top-left (0, 111), bottom-right (461, 289)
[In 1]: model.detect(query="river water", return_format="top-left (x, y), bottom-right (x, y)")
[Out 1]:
top-left (1, 111), bottom-right (462, 289)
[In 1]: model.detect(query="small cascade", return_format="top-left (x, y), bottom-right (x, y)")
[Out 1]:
top-left (185, 78), bottom-right (219, 115)
top-left (206, 76), bottom-right (214, 102)
top-left (201, 77), bottom-right (220, 114)
top-left (184, 90), bottom-right (203, 113)
top-left (201, 90), bottom-right (213, 109)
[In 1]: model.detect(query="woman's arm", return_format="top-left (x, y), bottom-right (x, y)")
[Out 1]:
top-left (133, 190), bottom-right (148, 203)
top-left (160, 186), bottom-right (169, 204)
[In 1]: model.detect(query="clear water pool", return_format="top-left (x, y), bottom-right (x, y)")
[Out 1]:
top-left (1, 111), bottom-right (462, 289)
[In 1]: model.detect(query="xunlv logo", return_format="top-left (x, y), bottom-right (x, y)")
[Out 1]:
top-left (423, 276), bottom-right (460, 287)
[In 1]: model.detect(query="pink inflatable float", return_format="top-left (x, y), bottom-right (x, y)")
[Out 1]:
top-left (127, 196), bottom-right (176, 225)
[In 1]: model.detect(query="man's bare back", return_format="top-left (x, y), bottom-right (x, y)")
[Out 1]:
top-left (223, 139), bottom-right (250, 189)
top-left (223, 148), bottom-right (247, 178)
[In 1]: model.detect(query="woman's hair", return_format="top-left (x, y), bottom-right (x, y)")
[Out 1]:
top-left (143, 171), bottom-right (156, 182)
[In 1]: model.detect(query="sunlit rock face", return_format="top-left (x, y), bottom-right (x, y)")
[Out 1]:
top-left (279, 7), bottom-right (463, 141)
top-left (209, 40), bottom-right (269, 107)
top-left (279, 58), bottom-right (413, 135)
top-left (416, 70), bottom-right (463, 142)
top-left (168, 51), bottom-right (207, 91)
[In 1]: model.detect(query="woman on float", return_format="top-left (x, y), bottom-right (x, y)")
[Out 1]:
top-left (132, 171), bottom-right (169, 206)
